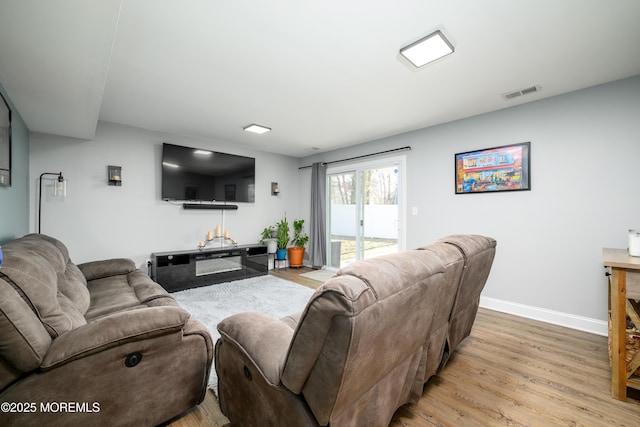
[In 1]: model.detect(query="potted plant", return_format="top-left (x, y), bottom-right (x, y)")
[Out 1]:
top-left (259, 226), bottom-right (278, 254)
top-left (287, 219), bottom-right (309, 267)
top-left (275, 214), bottom-right (289, 260)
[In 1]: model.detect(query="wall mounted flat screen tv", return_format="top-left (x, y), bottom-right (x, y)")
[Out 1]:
top-left (161, 143), bottom-right (255, 202)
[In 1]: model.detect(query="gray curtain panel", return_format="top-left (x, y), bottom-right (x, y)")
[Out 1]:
top-left (309, 162), bottom-right (327, 267)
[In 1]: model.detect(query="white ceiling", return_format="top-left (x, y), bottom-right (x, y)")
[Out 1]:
top-left (1, 0), bottom-right (639, 158)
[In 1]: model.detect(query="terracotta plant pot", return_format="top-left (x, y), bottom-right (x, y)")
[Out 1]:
top-left (287, 247), bottom-right (305, 267)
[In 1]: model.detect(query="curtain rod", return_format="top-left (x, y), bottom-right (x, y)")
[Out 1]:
top-left (298, 146), bottom-right (411, 169)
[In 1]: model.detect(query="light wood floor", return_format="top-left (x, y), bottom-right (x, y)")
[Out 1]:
top-left (167, 268), bottom-right (640, 426)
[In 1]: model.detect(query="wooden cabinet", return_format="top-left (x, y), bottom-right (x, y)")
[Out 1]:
top-left (151, 244), bottom-right (268, 292)
top-left (603, 248), bottom-right (640, 400)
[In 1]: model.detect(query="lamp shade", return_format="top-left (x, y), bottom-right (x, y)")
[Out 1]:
top-left (38, 172), bottom-right (65, 233)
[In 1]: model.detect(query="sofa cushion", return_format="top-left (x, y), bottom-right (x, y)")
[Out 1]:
top-left (85, 270), bottom-right (176, 321)
top-left (85, 275), bottom-right (142, 319)
top-left (0, 279), bottom-right (52, 372)
top-left (127, 269), bottom-right (176, 304)
top-left (57, 263), bottom-right (90, 315)
top-left (78, 258), bottom-right (137, 281)
top-left (334, 250), bottom-right (444, 299)
top-left (27, 233), bottom-right (91, 316)
top-left (0, 242), bottom-right (77, 337)
top-left (34, 233), bottom-right (72, 264)
top-left (13, 234), bottom-right (66, 273)
top-left (57, 292), bottom-right (88, 330)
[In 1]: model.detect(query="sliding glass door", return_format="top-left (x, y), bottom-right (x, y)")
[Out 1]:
top-left (327, 170), bottom-right (357, 268)
top-left (327, 158), bottom-right (403, 268)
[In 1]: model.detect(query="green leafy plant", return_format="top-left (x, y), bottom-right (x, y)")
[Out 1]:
top-left (291, 219), bottom-right (309, 248)
top-left (259, 226), bottom-right (274, 244)
top-left (276, 214), bottom-right (290, 250)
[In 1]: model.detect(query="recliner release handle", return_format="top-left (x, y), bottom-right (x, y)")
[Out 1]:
top-left (125, 352), bottom-right (143, 367)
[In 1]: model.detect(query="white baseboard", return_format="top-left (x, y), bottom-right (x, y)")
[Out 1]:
top-left (479, 296), bottom-right (608, 336)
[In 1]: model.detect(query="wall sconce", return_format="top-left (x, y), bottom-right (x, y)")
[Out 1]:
top-left (271, 182), bottom-right (280, 196)
top-left (38, 172), bottom-right (66, 233)
top-left (108, 165), bottom-right (122, 186)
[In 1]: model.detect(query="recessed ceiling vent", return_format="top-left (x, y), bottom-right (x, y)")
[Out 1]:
top-left (502, 85), bottom-right (541, 100)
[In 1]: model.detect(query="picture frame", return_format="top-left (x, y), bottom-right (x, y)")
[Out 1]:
top-left (455, 142), bottom-right (530, 194)
top-left (0, 92), bottom-right (11, 188)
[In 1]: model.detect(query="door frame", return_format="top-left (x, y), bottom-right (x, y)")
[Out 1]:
top-left (326, 154), bottom-right (407, 266)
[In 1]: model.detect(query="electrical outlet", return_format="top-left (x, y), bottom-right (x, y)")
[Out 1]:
top-left (145, 258), bottom-right (152, 267)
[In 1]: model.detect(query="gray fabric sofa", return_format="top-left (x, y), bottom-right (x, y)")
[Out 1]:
top-left (0, 233), bottom-right (213, 426)
top-left (215, 234), bottom-right (496, 426)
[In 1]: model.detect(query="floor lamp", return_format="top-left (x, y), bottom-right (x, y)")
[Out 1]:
top-left (38, 172), bottom-right (66, 234)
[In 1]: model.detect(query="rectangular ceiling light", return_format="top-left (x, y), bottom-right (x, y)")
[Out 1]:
top-left (244, 124), bottom-right (271, 134)
top-left (400, 30), bottom-right (454, 68)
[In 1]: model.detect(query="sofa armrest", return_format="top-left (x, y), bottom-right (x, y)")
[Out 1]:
top-left (217, 312), bottom-right (294, 385)
top-left (78, 258), bottom-right (137, 281)
top-left (280, 311), bottom-right (302, 330)
top-left (41, 306), bottom-right (190, 369)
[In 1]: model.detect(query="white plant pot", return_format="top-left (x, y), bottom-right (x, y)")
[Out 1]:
top-left (266, 239), bottom-right (278, 254)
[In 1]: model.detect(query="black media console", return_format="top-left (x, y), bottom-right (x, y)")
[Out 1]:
top-left (150, 244), bottom-right (268, 292)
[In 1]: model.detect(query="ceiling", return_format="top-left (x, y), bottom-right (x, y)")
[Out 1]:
top-left (1, 1), bottom-right (639, 158)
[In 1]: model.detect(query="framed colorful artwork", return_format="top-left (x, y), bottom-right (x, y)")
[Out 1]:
top-left (455, 142), bottom-right (530, 194)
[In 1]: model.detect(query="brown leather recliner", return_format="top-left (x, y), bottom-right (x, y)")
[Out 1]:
top-left (0, 233), bottom-right (213, 426)
top-left (215, 235), bottom-right (496, 426)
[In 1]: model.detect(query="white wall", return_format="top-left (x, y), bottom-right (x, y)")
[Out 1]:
top-left (299, 75), bottom-right (640, 334)
top-left (27, 76), bottom-right (640, 333)
top-left (29, 121), bottom-right (302, 267)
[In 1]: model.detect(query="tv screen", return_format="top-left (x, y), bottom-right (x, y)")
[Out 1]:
top-left (161, 143), bottom-right (255, 202)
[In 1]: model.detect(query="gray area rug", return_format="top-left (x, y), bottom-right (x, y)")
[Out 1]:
top-left (171, 275), bottom-right (315, 393)
top-left (299, 268), bottom-right (336, 283)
